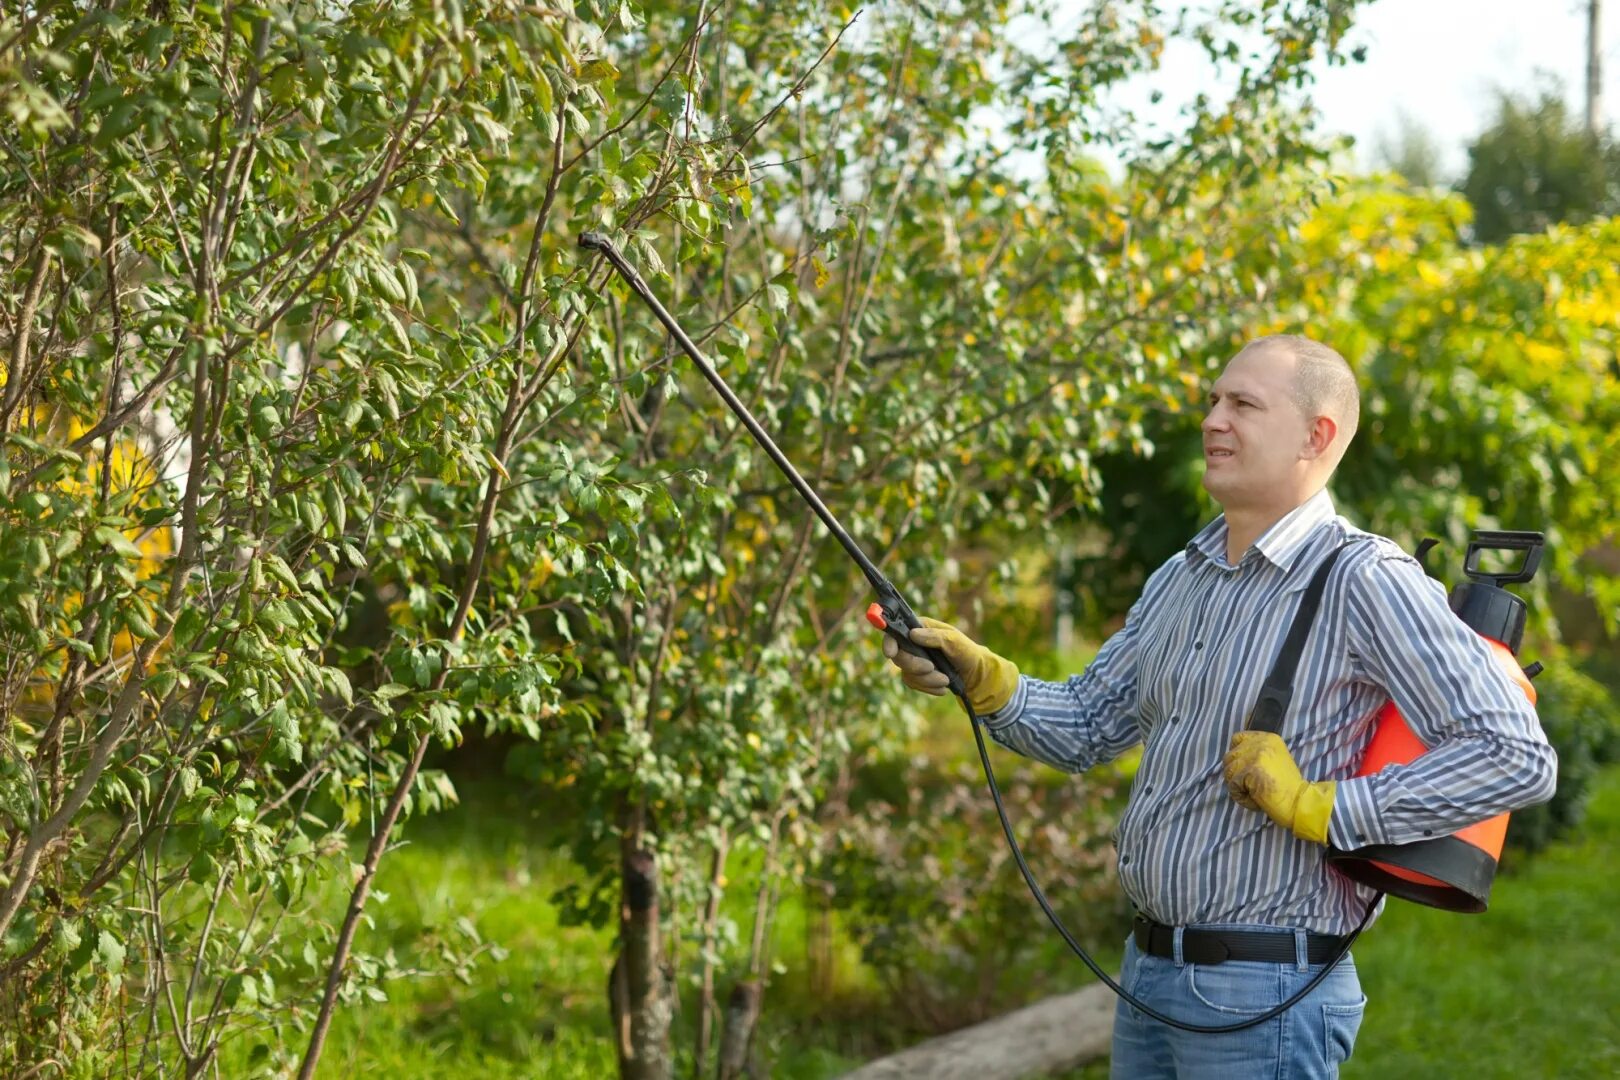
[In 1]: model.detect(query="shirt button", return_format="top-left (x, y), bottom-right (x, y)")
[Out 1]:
top-left (1171, 715), bottom-right (1182, 723)
top-left (1121, 855), bottom-right (1131, 866)
top-left (1355, 833), bottom-right (1368, 843)
top-left (1144, 785), bottom-right (1154, 795)
top-left (1194, 641), bottom-right (1204, 650)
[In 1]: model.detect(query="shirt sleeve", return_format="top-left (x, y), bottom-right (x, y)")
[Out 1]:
top-left (1330, 550), bottom-right (1558, 850)
top-left (978, 556), bottom-right (1181, 773)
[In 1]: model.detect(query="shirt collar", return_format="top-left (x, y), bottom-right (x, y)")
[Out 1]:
top-left (1187, 489), bottom-right (1338, 572)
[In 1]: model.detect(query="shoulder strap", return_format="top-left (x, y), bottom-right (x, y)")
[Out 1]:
top-left (1246, 540), bottom-right (1351, 735)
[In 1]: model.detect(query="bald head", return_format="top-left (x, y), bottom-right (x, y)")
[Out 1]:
top-left (1236, 334), bottom-right (1360, 465)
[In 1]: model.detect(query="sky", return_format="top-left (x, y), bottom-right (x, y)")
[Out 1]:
top-left (1023, 0), bottom-right (1620, 181)
top-left (1309, 0), bottom-right (1619, 177)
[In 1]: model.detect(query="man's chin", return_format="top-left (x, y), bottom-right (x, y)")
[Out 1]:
top-left (1201, 469), bottom-right (1243, 506)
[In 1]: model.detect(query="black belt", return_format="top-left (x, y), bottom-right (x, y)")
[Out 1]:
top-left (1132, 915), bottom-right (1350, 965)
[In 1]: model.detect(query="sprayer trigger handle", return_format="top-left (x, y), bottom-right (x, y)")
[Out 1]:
top-left (867, 602), bottom-right (936, 662)
top-left (870, 593), bottom-right (967, 699)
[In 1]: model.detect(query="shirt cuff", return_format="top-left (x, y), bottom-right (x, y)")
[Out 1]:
top-left (1328, 775), bottom-right (1388, 850)
top-left (978, 674), bottom-right (1030, 730)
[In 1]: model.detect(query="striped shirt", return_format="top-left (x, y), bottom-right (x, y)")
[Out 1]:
top-left (983, 489), bottom-right (1558, 935)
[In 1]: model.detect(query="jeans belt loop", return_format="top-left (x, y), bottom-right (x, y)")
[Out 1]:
top-left (1172, 926), bottom-right (1185, 968)
top-left (1294, 927), bottom-right (1309, 971)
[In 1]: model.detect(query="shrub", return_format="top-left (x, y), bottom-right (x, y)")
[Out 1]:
top-left (824, 754), bottom-right (1129, 1034)
top-left (1505, 661), bottom-right (1620, 856)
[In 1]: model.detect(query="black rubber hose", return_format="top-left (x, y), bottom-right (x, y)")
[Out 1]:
top-left (962, 689), bottom-right (1382, 1033)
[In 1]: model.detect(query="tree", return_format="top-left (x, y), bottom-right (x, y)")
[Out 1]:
top-left (1460, 90), bottom-right (1620, 244)
top-left (1374, 110), bottom-right (1448, 188)
top-left (0, 2), bottom-right (653, 1073)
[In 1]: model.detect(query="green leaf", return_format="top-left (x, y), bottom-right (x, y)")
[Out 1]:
top-left (298, 496), bottom-right (326, 536)
top-left (96, 930), bottom-right (126, 975)
top-left (125, 608), bottom-right (158, 641)
top-left (371, 264), bottom-right (406, 304)
top-left (381, 310), bottom-right (411, 352)
top-left (398, 263), bottom-right (420, 313)
top-left (263, 553), bottom-right (303, 595)
top-left (93, 526), bottom-right (144, 560)
top-left (326, 667), bottom-right (354, 706)
top-left (189, 664), bottom-right (229, 688)
top-left (54, 530), bottom-right (82, 559)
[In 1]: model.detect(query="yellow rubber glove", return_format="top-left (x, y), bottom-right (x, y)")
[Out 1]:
top-left (1222, 731), bottom-right (1336, 845)
top-left (880, 616), bottom-right (1020, 715)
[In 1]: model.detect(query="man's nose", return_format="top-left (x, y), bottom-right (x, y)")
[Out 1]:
top-left (1202, 406), bottom-right (1227, 433)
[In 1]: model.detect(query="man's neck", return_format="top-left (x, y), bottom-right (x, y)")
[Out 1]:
top-left (1223, 509), bottom-right (1282, 565)
top-left (1221, 495), bottom-right (1312, 565)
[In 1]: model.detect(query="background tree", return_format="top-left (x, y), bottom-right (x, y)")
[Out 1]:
top-left (1459, 89), bottom-right (1620, 243)
top-left (1374, 109), bottom-right (1448, 188)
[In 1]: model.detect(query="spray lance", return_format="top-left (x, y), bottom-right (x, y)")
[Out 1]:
top-left (576, 231), bottom-right (1371, 1032)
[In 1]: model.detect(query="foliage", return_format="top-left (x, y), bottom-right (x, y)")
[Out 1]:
top-left (495, 0), bottom-right (1372, 1073)
top-left (825, 753), bottom-right (1129, 1033)
top-left (1277, 187), bottom-right (1620, 637)
top-left (0, 0), bottom-right (647, 1072)
top-left (1073, 179), bottom-right (1620, 638)
top-left (1459, 90), bottom-right (1620, 244)
top-left (1504, 660), bottom-right (1620, 856)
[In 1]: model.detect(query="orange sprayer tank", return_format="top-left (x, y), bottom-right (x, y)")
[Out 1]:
top-left (1325, 531), bottom-right (1546, 913)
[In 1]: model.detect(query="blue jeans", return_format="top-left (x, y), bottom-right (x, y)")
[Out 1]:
top-left (1109, 927), bottom-right (1367, 1079)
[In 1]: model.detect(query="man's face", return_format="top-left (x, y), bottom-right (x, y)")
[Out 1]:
top-left (1200, 346), bottom-right (1315, 510)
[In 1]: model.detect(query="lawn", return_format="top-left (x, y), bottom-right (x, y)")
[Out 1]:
top-left (250, 749), bottom-right (1620, 1078)
top-left (1342, 763), bottom-right (1620, 1078)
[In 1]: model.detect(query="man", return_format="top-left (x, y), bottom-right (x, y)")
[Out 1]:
top-left (880, 335), bottom-right (1557, 1078)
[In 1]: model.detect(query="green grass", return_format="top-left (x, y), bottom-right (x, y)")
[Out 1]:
top-left (1062, 765), bottom-right (1620, 1078)
top-left (253, 780), bottom-right (880, 1079)
top-left (246, 715), bottom-right (1618, 1078)
top-left (1341, 764), bottom-right (1620, 1078)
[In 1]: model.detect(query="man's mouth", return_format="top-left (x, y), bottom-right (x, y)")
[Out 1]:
top-left (1205, 447), bottom-right (1235, 459)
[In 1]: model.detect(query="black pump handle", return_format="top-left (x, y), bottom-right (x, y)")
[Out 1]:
top-left (1464, 530), bottom-right (1545, 587)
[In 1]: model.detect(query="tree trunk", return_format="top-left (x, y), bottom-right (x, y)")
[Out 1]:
top-left (612, 849), bottom-right (674, 1080)
top-left (692, 834), bottom-right (731, 1080)
top-left (837, 982), bottom-right (1114, 1080)
top-left (806, 879), bottom-right (835, 1000)
top-left (715, 978), bottom-right (763, 1080)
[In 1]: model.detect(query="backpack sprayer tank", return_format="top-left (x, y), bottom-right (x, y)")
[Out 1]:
top-left (1325, 530), bottom-right (1546, 913)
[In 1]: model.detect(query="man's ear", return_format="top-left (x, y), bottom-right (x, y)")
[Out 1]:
top-left (1303, 415), bottom-right (1338, 461)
